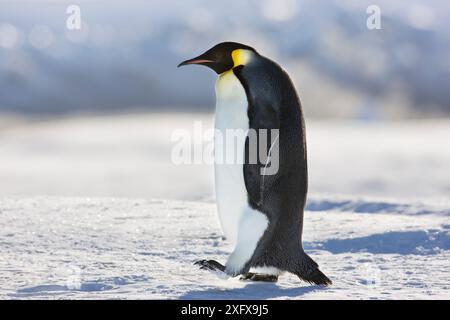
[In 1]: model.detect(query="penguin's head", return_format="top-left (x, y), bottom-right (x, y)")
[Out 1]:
top-left (177, 42), bottom-right (257, 74)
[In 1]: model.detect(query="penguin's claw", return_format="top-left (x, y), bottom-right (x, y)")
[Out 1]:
top-left (240, 273), bottom-right (278, 282)
top-left (194, 259), bottom-right (226, 272)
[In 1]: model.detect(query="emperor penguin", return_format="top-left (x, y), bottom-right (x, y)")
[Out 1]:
top-left (178, 42), bottom-right (331, 285)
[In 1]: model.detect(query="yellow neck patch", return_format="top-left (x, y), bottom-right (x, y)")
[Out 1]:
top-left (231, 49), bottom-right (253, 68)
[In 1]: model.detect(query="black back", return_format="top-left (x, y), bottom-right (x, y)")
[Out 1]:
top-left (233, 54), bottom-right (312, 273)
top-left (234, 55), bottom-right (308, 221)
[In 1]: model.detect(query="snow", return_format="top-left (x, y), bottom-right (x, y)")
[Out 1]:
top-left (0, 113), bottom-right (449, 299)
top-left (1, 113), bottom-right (449, 201)
top-left (1, 196), bottom-right (448, 299)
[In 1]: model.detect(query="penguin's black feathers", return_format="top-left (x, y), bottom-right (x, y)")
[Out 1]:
top-left (180, 42), bottom-right (331, 286)
top-left (233, 55), bottom-right (331, 286)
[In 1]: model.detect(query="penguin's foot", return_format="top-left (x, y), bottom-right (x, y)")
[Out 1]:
top-left (240, 273), bottom-right (278, 282)
top-left (194, 259), bottom-right (225, 272)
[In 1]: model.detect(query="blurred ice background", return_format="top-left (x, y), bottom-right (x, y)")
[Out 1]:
top-left (2, 1), bottom-right (450, 299)
top-left (0, 0), bottom-right (449, 201)
top-left (2, 0), bottom-right (450, 117)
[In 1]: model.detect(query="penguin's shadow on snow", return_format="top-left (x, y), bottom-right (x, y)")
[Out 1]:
top-left (179, 282), bottom-right (322, 300)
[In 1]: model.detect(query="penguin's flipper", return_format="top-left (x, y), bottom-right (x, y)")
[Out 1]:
top-left (240, 273), bottom-right (278, 282)
top-left (194, 259), bottom-right (225, 272)
top-left (234, 65), bottom-right (282, 208)
top-left (243, 119), bottom-right (280, 207)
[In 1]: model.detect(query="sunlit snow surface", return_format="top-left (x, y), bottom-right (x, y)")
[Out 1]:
top-left (0, 113), bottom-right (449, 299)
top-left (1, 196), bottom-right (449, 299)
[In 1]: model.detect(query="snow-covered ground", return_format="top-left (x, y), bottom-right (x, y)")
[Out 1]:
top-left (1, 196), bottom-right (449, 299)
top-left (0, 113), bottom-right (449, 299)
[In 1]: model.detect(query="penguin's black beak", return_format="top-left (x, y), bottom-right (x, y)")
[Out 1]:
top-left (177, 56), bottom-right (214, 68)
top-left (178, 50), bottom-right (231, 74)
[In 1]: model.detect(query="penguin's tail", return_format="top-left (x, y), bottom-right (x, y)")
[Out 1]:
top-left (294, 251), bottom-right (332, 286)
top-left (297, 267), bottom-right (332, 286)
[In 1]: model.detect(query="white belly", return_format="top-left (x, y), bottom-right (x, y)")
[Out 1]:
top-left (214, 70), bottom-right (249, 245)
